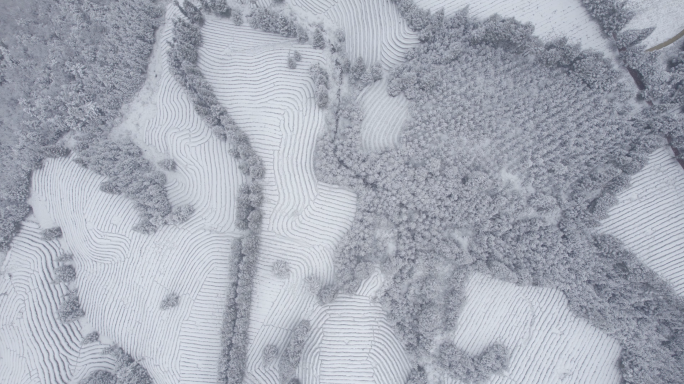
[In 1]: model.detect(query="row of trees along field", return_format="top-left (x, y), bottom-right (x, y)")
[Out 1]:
top-left (0, 0), bottom-right (199, 249)
top-left (314, 1), bottom-right (684, 383)
top-left (166, 2), bottom-right (276, 383)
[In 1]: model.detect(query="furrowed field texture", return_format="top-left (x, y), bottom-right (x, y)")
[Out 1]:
top-left (1, 0), bottom-right (683, 384)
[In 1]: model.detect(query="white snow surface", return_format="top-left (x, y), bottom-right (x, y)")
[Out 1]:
top-left (198, 15), bottom-right (398, 384)
top-left (601, 146), bottom-right (684, 296)
top-left (625, 0), bottom-right (684, 49)
top-left (5, 1), bottom-right (683, 384)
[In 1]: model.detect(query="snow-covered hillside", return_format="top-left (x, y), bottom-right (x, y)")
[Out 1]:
top-left (601, 146), bottom-right (684, 296)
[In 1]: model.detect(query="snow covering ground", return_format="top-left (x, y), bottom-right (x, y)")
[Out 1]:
top-left (2, 1), bottom-right (682, 384)
top-left (447, 273), bottom-right (622, 384)
top-left (625, 0), bottom-right (684, 49)
top-left (291, 0), bottom-right (419, 152)
top-left (601, 146), bottom-right (684, 296)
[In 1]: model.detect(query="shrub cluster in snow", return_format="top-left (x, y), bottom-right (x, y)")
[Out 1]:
top-left (82, 331), bottom-right (100, 345)
top-left (79, 370), bottom-right (117, 384)
top-left (74, 139), bottom-right (194, 233)
top-left (249, 7), bottom-right (309, 44)
top-left (272, 260), bottom-right (290, 278)
top-left (103, 345), bottom-right (155, 384)
top-left (42, 226), bottom-right (63, 241)
top-left (278, 320), bottom-right (311, 384)
top-left (58, 289), bottom-right (85, 323)
top-left (315, 2), bottom-right (684, 382)
top-left (158, 158), bottom-right (177, 171)
top-left (310, 63), bottom-right (330, 108)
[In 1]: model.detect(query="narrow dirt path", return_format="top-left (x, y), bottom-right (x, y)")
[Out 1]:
top-left (647, 27), bottom-right (684, 51)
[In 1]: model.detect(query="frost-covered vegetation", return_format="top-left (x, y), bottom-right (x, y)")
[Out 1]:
top-left (0, 0), bottom-right (191, 247)
top-left (315, 3), bottom-right (684, 383)
top-left (58, 289), bottom-right (85, 323)
top-left (581, 0), bottom-right (684, 159)
top-left (166, 3), bottom-right (269, 383)
top-left (278, 320), bottom-right (311, 384)
top-left (160, 292), bottom-right (180, 310)
top-left (436, 342), bottom-right (508, 384)
top-left (103, 345), bottom-right (154, 384)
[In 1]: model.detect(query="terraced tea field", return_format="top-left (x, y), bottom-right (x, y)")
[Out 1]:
top-left (1, 0), bottom-right (683, 383)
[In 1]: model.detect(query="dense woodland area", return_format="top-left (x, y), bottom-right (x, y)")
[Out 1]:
top-left (315, 1), bottom-right (684, 383)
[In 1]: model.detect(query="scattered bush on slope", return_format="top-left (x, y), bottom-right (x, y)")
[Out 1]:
top-left (263, 344), bottom-right (279, 366)
top-left (437, 342), bottom-right (508, 384)
top-left (79, 370), bottom-right (117, 384)
top-left (74, 139), bottom-right (195, 233)
top-left (0, 0), bottom-right (187, 246)
top-left (249, 7), bottom-right (309, 43)
top-left (55, 264), bottom-right (77, 284)
top-left (42, 226), bottom-right (63, 241)
top-left (166, 4), bottom-right (266, 383)
top-left (316, 4), bottom-right (684, 383)
top-left (83, 331), bottom-right (100, 345)
top-left (105, 345), bottom-right (155, 384)
top-left (310, 63), bottom-right (331, 108)
top-left (158, 158), bottom-right (177, 171)
top-left (200, 0), bottom-right (232, 18)
top-left (278, 320), bottom-right (311, 384)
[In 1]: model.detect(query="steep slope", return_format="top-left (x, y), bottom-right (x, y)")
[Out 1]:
top-left (601, 146), bottom-right (684, 296)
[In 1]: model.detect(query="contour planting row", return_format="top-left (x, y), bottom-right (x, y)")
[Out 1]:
top-left (448, 273), bottom-right (622, 384)
top-left (69, 340), bottom-right (118, 384)
top-left (300, 295), bottom-right (412, 384)
top-left (323, 0), bottom-right (419, 70)
top-left (196, 20), bottom-right (357, 245)
top-left (148, 15), bottom-right (245, 232)
top-left (201, 16), bottom-right (289, 56)
top-left (357, 77), bottom-right (410, 151)
top-left (601, 146), bottom-right (684, 295)
top-left (32, 150), bottom-right (236, 384)
top-left (290, 0), bottom-right (338, 15)
top-left (0, 222), bottom-right (83, 384)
